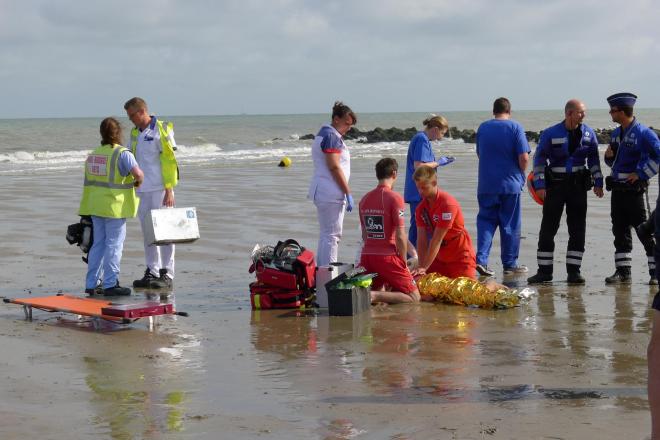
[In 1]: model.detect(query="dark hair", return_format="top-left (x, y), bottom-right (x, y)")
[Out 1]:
top-left (100, 117), bottom-right (123, 146)
top-left (124, 97), bottom-right (148, 111)
top-left (375, 157), bottom-right (398, 180)
top-left (620, 105), bottom-right (634, 117)
top-left (332, 101), bottom-right (357, 125)
top-left (493, 97), bottom-right (511, 114)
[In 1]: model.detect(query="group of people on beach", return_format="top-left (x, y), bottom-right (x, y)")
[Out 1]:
top-left (308, 94), bottom-right (660, 302)
top-left (76, 93), bottom-right (660, 437)
top-left (78, 97), bottom-right (179, 297)
top-left (306, 95), bottom-right (660, 438)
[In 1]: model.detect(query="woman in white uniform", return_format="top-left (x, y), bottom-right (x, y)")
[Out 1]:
top-left (308, 102), bottom-right (357, 266)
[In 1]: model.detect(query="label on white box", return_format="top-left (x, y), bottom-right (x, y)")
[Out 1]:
top-left (144, 207), bottom-right (200, 245)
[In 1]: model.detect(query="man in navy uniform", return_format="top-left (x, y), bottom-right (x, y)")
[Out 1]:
top-left (527, 99), bottom-right (603, 285)
top-left (604, 92), bottom-right (660, 284)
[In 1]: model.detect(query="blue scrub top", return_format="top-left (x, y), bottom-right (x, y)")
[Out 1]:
top-left (118, 150), bottom-right (138, 177)
top-left (476, 119), bottom-right (530, 194)
top-left (404, 131), bottom-right (436, 202)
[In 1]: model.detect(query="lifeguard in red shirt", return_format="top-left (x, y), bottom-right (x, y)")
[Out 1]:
top-left (414, 165), bottom-right (477, 280)
top-left (359, 158), bottom-right (420, 304)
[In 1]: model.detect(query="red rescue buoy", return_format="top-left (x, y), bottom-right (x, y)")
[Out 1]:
top-left (527, 172), bottom-right (543, 206)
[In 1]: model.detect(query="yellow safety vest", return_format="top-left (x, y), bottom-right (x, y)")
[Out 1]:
top-left (129, 118), bottom-right (179, 189)
top-left (78, 144), bottom-right (138, 218)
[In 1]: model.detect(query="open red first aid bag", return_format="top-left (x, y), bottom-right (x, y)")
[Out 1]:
top-left (248, 239), bottom-right (316, 309)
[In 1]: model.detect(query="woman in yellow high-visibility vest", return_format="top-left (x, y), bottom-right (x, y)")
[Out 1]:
top-left (79, 118), bottom-right (144, 296)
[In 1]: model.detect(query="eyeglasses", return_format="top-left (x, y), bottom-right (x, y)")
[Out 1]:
top-left (127, 108), bottom-right (144, 119)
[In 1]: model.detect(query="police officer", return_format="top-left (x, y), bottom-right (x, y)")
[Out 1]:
top-left (527, 99), bottom-right (603, 285)
top-left (604, 92), bottom-right (660, 285)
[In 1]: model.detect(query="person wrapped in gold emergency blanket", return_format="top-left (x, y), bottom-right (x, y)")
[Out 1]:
top-left (417, 273), bottom-right (529, 309)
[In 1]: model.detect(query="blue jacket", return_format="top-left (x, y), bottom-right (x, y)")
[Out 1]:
top-left (605, 118), bottom-right (660, 182)
top-left (532, 121), bottom-right (602, 190)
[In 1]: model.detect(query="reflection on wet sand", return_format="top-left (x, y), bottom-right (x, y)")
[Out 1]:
top-left (249, 278), bottom-right (655, 435)
top-left (43, 292), bottom-right (203, 439)
top-left (80, 322), bottom-right (202, 439)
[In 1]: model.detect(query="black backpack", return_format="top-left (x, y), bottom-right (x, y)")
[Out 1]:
top-left (66, 216), bottom-right (93, 263)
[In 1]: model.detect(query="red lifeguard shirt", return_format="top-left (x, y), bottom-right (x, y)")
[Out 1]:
top-left (415, 189), bottom-right (475, 265)
top-left (359, 184), bottom-right (405, 256)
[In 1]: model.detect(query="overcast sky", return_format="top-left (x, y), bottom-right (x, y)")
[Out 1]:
top-left (1, 0), bottom-right (659, 118)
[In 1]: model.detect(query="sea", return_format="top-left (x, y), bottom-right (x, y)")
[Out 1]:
top-left (3, 109), bottom-right (660, 176)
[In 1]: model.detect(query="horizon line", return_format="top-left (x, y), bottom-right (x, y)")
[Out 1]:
top-left (1, 107), bottom-right (655, 121)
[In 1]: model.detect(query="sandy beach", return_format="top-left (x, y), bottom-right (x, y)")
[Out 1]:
top-left (0, 152), bottom-right (658, 439)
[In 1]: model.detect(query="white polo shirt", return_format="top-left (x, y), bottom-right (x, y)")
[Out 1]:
top-left (134, 117), bottom-right (177, 193)
top-left (307, 124), bottom-right (350, 203)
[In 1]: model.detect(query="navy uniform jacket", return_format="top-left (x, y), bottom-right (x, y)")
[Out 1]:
top-left (532, 121), bottom-right (602, 190)
top-left (605, 118), bottom-right (660, 182)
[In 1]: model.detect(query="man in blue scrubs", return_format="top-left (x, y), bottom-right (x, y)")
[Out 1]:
top-left (475, 97), bottom-right (530, 276)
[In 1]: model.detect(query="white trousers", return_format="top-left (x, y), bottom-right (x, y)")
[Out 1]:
top-left (314, 200), bottom-right (346, 267)
top-left (137, 190), bottom-right (175, 278)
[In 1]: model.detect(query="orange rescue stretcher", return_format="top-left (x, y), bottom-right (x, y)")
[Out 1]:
top-left (3, 294), bottom-right (187, 330)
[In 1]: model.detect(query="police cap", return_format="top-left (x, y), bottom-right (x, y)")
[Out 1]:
top-left (607, 92), bottom-right (637, 108)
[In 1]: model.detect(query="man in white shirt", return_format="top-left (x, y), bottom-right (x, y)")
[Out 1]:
top-left (124, 97), bottom-right (179, 289)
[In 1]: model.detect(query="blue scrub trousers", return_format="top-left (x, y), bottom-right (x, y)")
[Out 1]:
top-left (476, 193), bottom-right (521, 268)
top-left (85, 216), bottom-right (127, 289)
top-left (408, 200), bottom-right (420, 248)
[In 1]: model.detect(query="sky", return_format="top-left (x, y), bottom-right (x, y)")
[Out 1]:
top-left (1, 0), bottom-right (659, 118)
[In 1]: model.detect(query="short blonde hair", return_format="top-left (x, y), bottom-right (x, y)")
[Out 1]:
top-left (423, 114), bottom-right (449, 131)
top-left (413, 165), bottom-right (437, 183)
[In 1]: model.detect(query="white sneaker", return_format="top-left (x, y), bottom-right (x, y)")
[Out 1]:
top-left (504, 265), bottom-right (529, 274)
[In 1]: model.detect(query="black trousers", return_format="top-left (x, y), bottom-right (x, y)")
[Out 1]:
top-left (536, 181), bottom-right (587, 274)
top-left (611, 189), bottom-right (655, 276)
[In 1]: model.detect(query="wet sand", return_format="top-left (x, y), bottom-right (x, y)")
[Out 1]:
top-left (0, 153), bottom-right (658, 439)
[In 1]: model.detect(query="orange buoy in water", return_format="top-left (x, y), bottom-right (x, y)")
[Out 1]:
top-left (527, 171), bottom-right (543, 206)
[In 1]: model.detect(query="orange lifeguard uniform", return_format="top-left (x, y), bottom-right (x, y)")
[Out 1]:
top-left (359, 184), bottom-right (416, 293)
top-left (416, 189), bottom-right (477, 279)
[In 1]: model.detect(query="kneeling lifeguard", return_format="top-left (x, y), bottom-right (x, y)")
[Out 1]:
top-left (414, 165), bottom-right (477, 280)
top-left (358, 158), bottom-right (420, 304)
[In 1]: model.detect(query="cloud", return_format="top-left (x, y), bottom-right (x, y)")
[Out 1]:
top-left (282, 10), bottom-right (329, 38)
top-left (0, 0), bottom-right (660, 117)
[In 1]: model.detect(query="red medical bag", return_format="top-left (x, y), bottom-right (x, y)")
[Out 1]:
top-left (249, 282), bottom-right (311, 310)
top-left (294, 249), bottom-right (316, 289)
top-left (253, 242), bottom-right (316, 290)
top-left (255, 263), bottom-right (299, 289)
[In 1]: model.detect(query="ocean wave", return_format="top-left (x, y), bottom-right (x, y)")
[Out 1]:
top-left (0, 138), bottom-right (475, 175)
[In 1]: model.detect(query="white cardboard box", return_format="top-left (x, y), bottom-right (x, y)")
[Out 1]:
top-left (144, 207), bottom-right (200, 245)
top-left (315, 262), bottom-right (354, 308)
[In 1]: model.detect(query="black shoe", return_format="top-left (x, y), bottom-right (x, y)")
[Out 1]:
top-left (527, 272), bottom-right (552, 284)
top-left (103, 282), bottom-right (131, 296)
top-left (566, 272), bottom-right (585, 285)
top-left (133, 269), bottom-right (166, 289)
top-left (85, 285), bottom-right (103, 296)
top-left (605, 270), bottom-right (631, 284)
top-left (158, 269), bottom-right (173, 288)
top-left (476, 264), bottom-right (495, 277)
